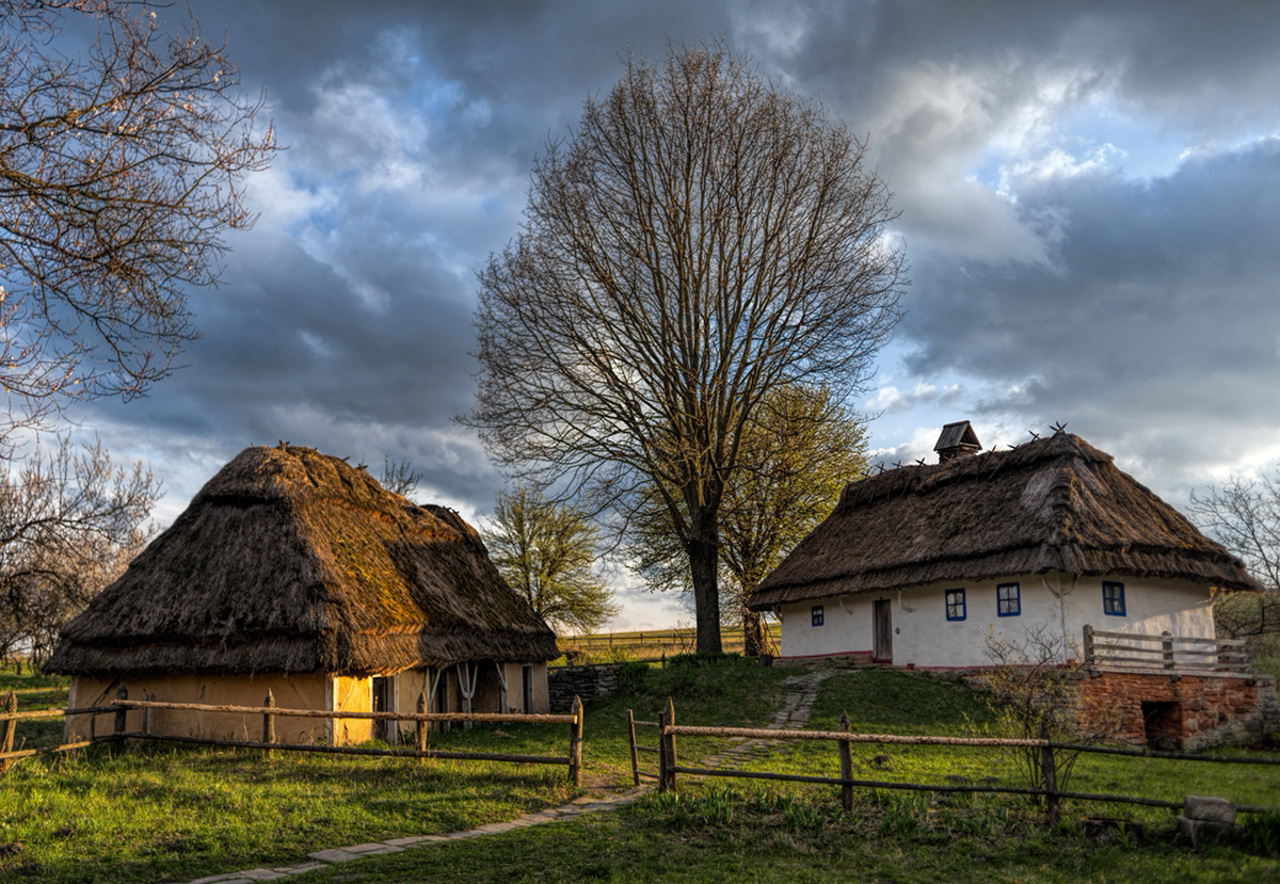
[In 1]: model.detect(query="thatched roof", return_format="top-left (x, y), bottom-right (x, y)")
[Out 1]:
top-left (748, 431), bottom-right (1264, 609)
top-left (47, 445), bottom-right (558, 676)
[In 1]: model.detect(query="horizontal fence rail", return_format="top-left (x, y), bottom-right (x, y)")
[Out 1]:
top-left (1083, 625), bottom-right (1250, 673)
top-left (0, 688), bottom-right (586, 784)
top-left (652, 699), bottom-right (1280, 819)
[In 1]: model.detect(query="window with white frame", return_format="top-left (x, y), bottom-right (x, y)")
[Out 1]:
top-left (945, 588), bottom-right (966, 621)
top-left (997, 582), bottom-right (1021, 617)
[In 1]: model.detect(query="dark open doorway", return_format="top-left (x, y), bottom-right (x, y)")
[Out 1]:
top-left (1141, 700), bottom-right (1183, 751)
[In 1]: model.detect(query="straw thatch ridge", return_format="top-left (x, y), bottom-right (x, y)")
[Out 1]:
top-left (47, 445), bottom-right (558, 676)
top-left (748, 432), bottom-right (1264, 609)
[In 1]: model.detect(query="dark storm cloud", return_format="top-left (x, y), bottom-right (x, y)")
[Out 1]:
top-left (901, 137), bottom-right (1280, 477)
top-left (64, 1), bottom-right (1280, 625)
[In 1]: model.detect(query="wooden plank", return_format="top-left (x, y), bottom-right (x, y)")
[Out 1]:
top-left (115, 699), bottom-right (576, 724)
top-left (0, 740), bottom-right (95, 763)
top-left (0, 707), bottom-right (69, 722)
top-left (665, 724), bottom-right (1047, 747)
top-left (667, 765), bottom-right (1205, 812)
top-left (116, 732), bottom-right (571, 765)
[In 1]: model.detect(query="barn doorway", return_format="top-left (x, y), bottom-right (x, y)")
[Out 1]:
top-left (1141, 701), bottom-right (1183, 751)
top-left (873, 598), bottom-right (893, 663)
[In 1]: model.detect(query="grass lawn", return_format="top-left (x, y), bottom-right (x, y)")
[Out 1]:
top-left (0, 660), bottom-right (1277, 882)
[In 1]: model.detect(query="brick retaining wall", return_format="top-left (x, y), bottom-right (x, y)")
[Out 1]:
top-left (1080, 670), bottom-right (1280, 751)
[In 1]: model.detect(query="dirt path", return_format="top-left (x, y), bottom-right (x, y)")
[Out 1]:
top-left (186, 669), bottom-right (836, 884)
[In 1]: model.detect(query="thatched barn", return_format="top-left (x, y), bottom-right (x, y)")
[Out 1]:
top-left (47, 444), bottom-right (558, 745)
top-left (747, 423), bottom-right (1263, 668)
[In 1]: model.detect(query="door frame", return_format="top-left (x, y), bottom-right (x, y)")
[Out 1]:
top-left (873, 598), bottom-right (893, 663)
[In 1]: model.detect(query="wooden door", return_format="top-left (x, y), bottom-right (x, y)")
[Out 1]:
top-left (873, 599), bottom-right (892, 662)
top-left (372, 676), bottom-right (390, 743)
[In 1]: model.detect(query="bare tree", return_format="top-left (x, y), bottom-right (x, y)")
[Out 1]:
top-left (466, 42), bottom-right (904, 653)
top-left (0, 0), bottom-right (274, 440)
top-left (0, 436), bottom-right (158, 668)
top-left (1188, 472), bottom-right (1280, 664)
top-left (485, 485), bottom-right (618, 635)
top-left (629, 385), bottom-right (868, 655)
top-left (380, 457), bottom-right (422, 498)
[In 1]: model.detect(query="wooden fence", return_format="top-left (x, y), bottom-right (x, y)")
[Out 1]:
top-left (1083, 625), bottom-right (1250, 673)
top-left (632, 698), bottom-right (1280, 820)
top-left (558, 625), bottom-right (781, 660)
top-left (0, 687), bottom-right (586, 784)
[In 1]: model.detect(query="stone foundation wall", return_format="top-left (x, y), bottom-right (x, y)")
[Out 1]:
top-left (547, 663), bottom-right (622, 713)
top-left (1080, 670), bottom-right (1280, 751)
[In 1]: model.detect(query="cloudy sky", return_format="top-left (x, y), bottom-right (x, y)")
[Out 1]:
top-left (67, 1), bottom-right (1280, 630)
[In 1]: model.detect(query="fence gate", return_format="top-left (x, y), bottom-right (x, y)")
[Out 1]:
top-left (625, 708), bottom-right (663, 786)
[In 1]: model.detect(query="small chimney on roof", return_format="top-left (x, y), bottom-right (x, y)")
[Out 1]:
top-left (934, 421), bottom-right (982, 463)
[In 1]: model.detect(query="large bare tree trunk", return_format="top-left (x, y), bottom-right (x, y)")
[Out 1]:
top-left (687, 529), bottom-right (723, 655)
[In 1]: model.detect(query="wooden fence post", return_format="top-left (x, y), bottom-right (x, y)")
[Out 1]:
top-left (839, 710), bottom-right (853, 812)
top-left (663, 696), bottom-right (678, 791)
top-left (1162, 630), bottom-right (1175, 670)
top-left (113, 685), bottom-right (129, 741)
top-left (415, 692), bottom-right (427, 757)
top-left (657, 705), bottom-right (669, 792)
top-left (0, 691), bottom-right (16, 774)
top-left (1082, 624), bottom-right (1094, 667)
top-left (568, 695), bottom-right (584, 787)
top-left (1039, 721), bottom-right (1059, 824)
top-left (626, 709), bottom-right (640, 787)
top-left (262, 689), bottom-right (276, 756)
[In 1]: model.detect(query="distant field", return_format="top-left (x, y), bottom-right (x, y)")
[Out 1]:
top-left (555, 624), bottom-right (781, 663)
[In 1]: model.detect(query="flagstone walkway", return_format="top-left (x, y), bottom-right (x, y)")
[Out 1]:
top-left (186, 669), bottom-right (835, 884)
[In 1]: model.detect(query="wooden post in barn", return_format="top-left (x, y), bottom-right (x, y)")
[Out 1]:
top-left (0, 691), bottom-right (16, 773)
top-left (568, 695), bottom-right (584, 786)
top-left (663, 696), bottom-right (678, 791)
top-left (262, 689), bottom-right (276, 757)
top-left (1038, 721), bottom-right (1059, 824)
top-left (626, 709), bottom-right (640, 787)
top-left (113, 685), bottom-right (129, 740)
top-left (415, 692), bottom-right (428, 758)
top-left (839, 710), bottom-right (854, 812)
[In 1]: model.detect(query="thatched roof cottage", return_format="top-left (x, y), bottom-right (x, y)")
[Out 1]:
top-left (747, 424), bottom-right (1262, 668)
top-left (48, 444), bottom-right (558, 745)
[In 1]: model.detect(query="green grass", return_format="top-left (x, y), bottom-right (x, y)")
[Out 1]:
top-left (1, 661), bottom-right (1278, 881)
top-left (280, 793), bottom-right (1280, 883)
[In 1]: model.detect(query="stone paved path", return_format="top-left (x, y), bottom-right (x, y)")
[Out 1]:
top-left (698, 668), bottom-right (836, 770)
top-left (186, 670), bottom-right (835, 884)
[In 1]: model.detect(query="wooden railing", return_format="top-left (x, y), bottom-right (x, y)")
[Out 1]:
top-left (642, 698), bottom-right (1280, 821)
top-left (1082, 625), bottom-right (1249, 674)
top-left (0, 687), bottom-right (586, 784)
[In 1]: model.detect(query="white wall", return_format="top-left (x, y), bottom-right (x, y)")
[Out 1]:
top-left (778, 573), bottom-right (1215, 668)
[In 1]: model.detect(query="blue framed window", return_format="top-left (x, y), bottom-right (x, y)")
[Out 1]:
top-left (811, 605), bottom-right (824, 627)
top-left (1103, 582), bottom-right (1126, 616)
top-left (997, 582), bottom-right (1021, 617)
top-left (945, 588), bottom-right (966, 621)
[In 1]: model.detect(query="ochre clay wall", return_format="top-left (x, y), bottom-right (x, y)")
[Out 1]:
top-left (64, 673), bottom-right (331, 744)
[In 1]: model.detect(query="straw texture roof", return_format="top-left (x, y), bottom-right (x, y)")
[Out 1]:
top-left (47, 445), bottom-right (558, 676)
top-left (748, 432), bottom-right (1263, 609)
